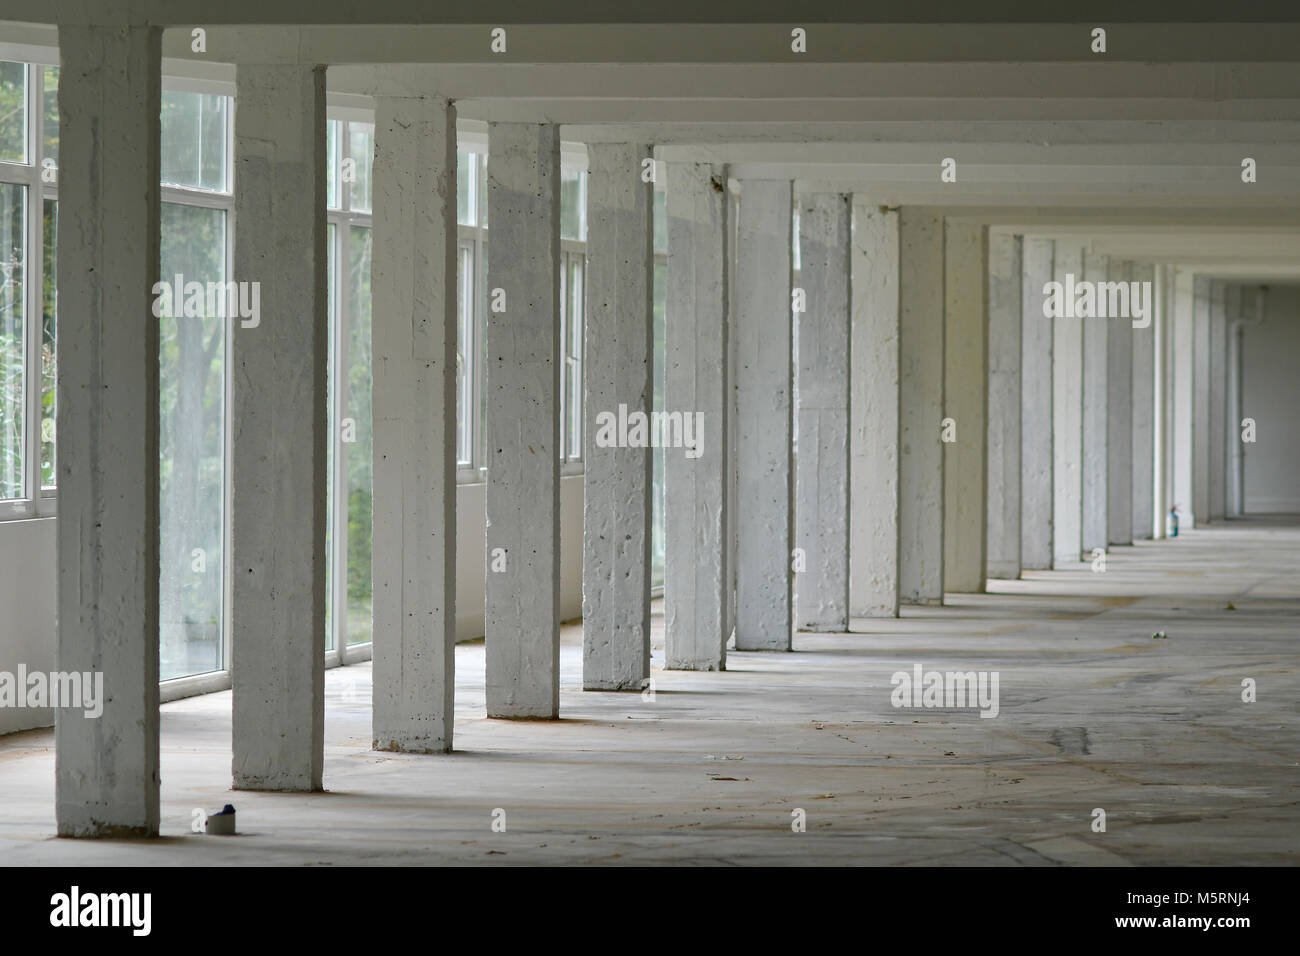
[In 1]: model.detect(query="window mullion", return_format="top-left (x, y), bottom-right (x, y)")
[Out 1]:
top-left (24, 65), bottom-right (43, 509)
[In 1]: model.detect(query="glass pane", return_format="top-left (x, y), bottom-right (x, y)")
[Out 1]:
top-left (40, 199), bottom-right (56, 489)
top-left (457, 150), bottom-right (475, 227)
top-left (326, 120), bottom-right (339, 210)
top-left (347, 122), bottom-right (374, 213)
top-left (42, 66), bottom-right (58, 170)
top-left (324, 222), bottom-right (336, 652)
top-left (158, 202), bottom-right (226, 680)
top-left (0, 62), bottom-right (26, 164)
top-left (40, 66), bottom-right (57, 171)
top-left (651, 261), bottom-right (666, 587)
top-left (456, 244), bottom-right (473, 466)
top-left (161, 90), bottom-right (229, 191)
top-left (560, 166), bottom-right (585, 241)
top-left (0, 183), bottom-right (24, 499)
top-left (653, 189), bottom-right (666, 255)
top-left (346, 226), bottom-right (373, 645)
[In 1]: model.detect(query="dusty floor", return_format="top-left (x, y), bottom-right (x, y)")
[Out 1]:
top-left (2, 516), bottom-right (1297, 866)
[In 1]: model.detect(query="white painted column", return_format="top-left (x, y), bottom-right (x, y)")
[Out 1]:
top-left (1171, 269), bottom-right (1195, 529)
top-left (1106, 260), bottom-right (1134, 546)
top-left (370, 96), bottom-right (457, 752)
top-left (1130, 262), bottom-right (1156, 540)
top-left (1020, 238), bottom-right (1054, 570)
top-left (1225, 284), bottom-right (1245, 517)
top-left (943, 222), bottom-right (988, 593)
top-left (1052, 240), bottom-right (1085, 567)
top-left (1080, 249), bottom-right (1109, 556)
top-left (849, 200), bottom-right (900, 616)
top-left (484, 122), bottom-right (561, 717)
top-left (1208, 281), bottom-right (1228, 522)
top-left (231, 64), bottom-right (328, 791)
top-left (582, 143), bottom-right (654, 690)
top-left (665, 163), bottom-right (731, 670)
top-left (55, 24), bottom-right (162, 836)
top-left (899, 209), bottom-right (945, 604)
top-left (1153, 265), bottom-right (1173, 539)
top-left (1192, 275), bottom-right (1212, 524)
top-left (986, 232), bottom-right (1021, 579)
top-left (734, 179), bottom-right (793, 650)
top-left (796, 192), bottom-right (851, 630)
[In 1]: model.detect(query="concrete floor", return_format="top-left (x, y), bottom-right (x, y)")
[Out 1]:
top-left (2, 517), bottom-right (1296, 866)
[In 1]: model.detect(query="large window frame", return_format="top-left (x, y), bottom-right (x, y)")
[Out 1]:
top-left (0, 60), bottom-right (56, 521)
top-left (325, 107), bottom-right (375, 666)
top-left (0, 63), bottom-right (596, 689)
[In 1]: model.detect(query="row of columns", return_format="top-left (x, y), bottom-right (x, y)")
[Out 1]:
top-left (986, 239), bottom-right (1236, 579)
top-left (53, 26), bottom-right (1240, 835)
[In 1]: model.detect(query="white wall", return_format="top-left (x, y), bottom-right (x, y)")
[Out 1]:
top-left (0, 474), bottom-right (587, 735)
top-left (0, 517), bottom-right (57, 735)
top-left (1242, 285), bottom-right (1300, 513)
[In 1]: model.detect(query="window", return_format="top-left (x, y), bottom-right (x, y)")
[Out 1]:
top-left (158, 201), bottom-right (228, 680)
top-left (325, 118), bottom-right (376, 655)
top-left (156, 88), bottom-right (234, 682)
top-left (0, 182), bottom-right (23, 501)
top-left (456, 149), bottom-right (486, 473)
top-left (559, 249), bottom-right (584, 462)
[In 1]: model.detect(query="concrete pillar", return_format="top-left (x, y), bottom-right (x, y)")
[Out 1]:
top-left (1192, 275), bottom-right (1212, 524)
top-left (1080, 249), bottom-right (1109, 556)
top-left (986, 232), bottom-right (1021, 579)
top-left (1225, 285), bottom-right (1245, 517)
top-left (484, 122), bottom-right (561, 717)
top-left (1020, 238), bottom-right (1054, 570)
top-left (1153, 265), bottom-right (1173, 539)
top-left (1106, 260), bottom-right (1134, 546)
top-left (898, 209), bottom-right (945, 604)
top-left (665, 163), bottom-right (730, 670)
top-left (1208, 282), bottom-right (1228, 522)
top-left (943, 222), bottom-right (988, 593)
top-left (1171, 269), bottom-right (1195, 528)
top-left (231, 64), bottom-right (328, 790)
top-left (848, 200), bottom-right (900, 616)
top-left (1052, 241), bottom-right (1085, 567)
top-left (582, 143), bottom-right (654, 690)
top-left (796, 192), bottom-right (851, 630)
top-left (1130, 262), bottom-right (1156, 540)
top-left (55, 24), bottom-right (162, 836)
top-left (370, 96), bottom-right (457, 751)
top-left (734, 179), bottom-right (793, 650)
